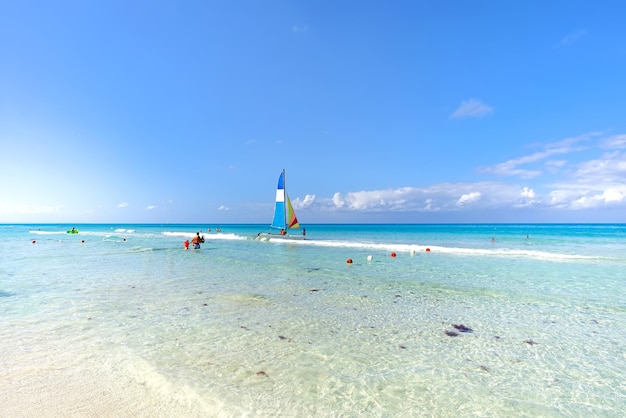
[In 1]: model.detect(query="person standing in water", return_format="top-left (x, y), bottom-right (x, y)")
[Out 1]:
top-left (191, 232), bottom-right (201, 249)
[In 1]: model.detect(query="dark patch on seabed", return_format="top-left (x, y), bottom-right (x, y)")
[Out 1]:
top-left (445, 324), bottom-right (473, 337)
top-left (0, 291), bottom-right (15, 297)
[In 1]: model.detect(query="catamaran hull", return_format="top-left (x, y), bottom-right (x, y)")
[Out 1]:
top-left (256, 233), bottom-right (305, 241)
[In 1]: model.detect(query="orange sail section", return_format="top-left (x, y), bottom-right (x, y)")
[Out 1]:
top-left (287, 195), bottom-right (300, 229)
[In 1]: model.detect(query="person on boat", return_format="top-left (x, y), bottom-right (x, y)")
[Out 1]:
top-left (302, 228), bottom-right (306, 237)
top-left (71, 227), bottom-right (76, 233)
top-left (280, 229), bottom-right (286, 235)
top-left (192, 233), bottom-right (201, 249)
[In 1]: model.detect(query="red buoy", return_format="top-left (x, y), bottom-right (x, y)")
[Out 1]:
top-left (425, 248), bottom-right (431, 252)
top-left (32, 240), bottom-right (36, 244)
top-left (390, 252), bottom-right (397, 258)
top-left (346, 258), bottom-right (353, 264)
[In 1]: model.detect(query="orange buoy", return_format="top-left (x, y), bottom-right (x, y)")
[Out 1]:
top-left (346, 258), bottom-right (353, 264)
top-left (390, 252), bottom-right (397, 258)
top-left (425, 248), bottom-right (431, 252)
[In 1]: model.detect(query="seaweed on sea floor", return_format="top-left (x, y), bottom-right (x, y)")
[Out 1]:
top-left (451, 324), bottom-right (473, 333)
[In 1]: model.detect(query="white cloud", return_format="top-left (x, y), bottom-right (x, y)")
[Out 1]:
top-left (218, 205), bottom-right (229, 211)
top-left (332, 192), bottom-right (345, 208)
top-left (145, 205), bottom-right (156, 210)
top-left (450, 99), bottom-right (493, 119)
top-left (545, 160), bottom-right (567, 173)
top-left (457, 192), bottom-right (481, 206)
top-left (324, 183), bottom-right (525, 213)
top-left (515, 187), bottom-right (539, 208)
top-left (313, 130), bottom-right (626, 216)
top-left (521, 187), bottom-right (535, 198)
top-left (292, 194), bottom-right (316, 209)
top-left (554, 29), bottom-right (587, 48)
top-left (602, 134), bottom-right (626, 149)
top-left (330, 187), bottom-right (417, 211)
top-left (547, 181), bottom-right (626, 210)
top-left (569, 189), bottom-right (624, 209)
top-left (602, 189), bottom-right (624, 202)
top-left (423, 199), bottom-right (438, 212)
top-left (481, 132), bottom-right (596, 178)
top-left (117, 202), bottom-right (128, 208)
top-left (573, 151), bottom-right (626, 183)
top-left (548, 189), bottom-right (578, 208)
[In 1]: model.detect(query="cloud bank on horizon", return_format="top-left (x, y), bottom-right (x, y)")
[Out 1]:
top-left (292, 132), bottom-right (626, 216)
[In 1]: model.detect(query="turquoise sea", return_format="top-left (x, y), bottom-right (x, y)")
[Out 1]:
top-left (1, 224), bottom-right (625, 417)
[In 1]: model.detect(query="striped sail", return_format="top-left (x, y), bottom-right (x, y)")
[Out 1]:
top-left (270, 170), bottom-right (300, 231)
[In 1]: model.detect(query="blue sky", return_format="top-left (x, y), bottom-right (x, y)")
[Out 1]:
top-left (1, 1), bottom-right (625, 224)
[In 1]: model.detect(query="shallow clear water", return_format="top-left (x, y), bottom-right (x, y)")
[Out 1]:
top-left (1, 224), bottom-right (625, 416)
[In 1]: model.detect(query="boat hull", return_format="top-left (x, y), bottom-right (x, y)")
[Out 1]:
top-left (256, 233), bottom-right (305, 241)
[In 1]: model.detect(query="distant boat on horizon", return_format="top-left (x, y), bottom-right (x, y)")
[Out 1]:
top-left (257, 169), bottom-right (306, 240)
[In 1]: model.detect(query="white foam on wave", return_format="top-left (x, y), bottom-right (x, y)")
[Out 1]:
top-left (420, 245), bottom-right (600, 262)
top-left (204, 233), bottom-right (246, 241)
top-left (158, 230), bottom-right (607, 262)
top-left (29, 230), bottom-right (96, 236)
top-left (263, 237), bottom-right (601, 262)
top-left (115, 229), bottom-right (135, 233)
top-left (162, 231), bottom-right (246, 241)
top-left (163, 231), bottom-right (199, 239)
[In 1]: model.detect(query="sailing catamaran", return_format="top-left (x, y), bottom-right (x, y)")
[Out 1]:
top-left (257, 169), bottom-right (306, 240)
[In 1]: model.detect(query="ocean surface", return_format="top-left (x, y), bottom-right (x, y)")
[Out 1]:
top-left (1, 223), bottom-right (625, 417)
